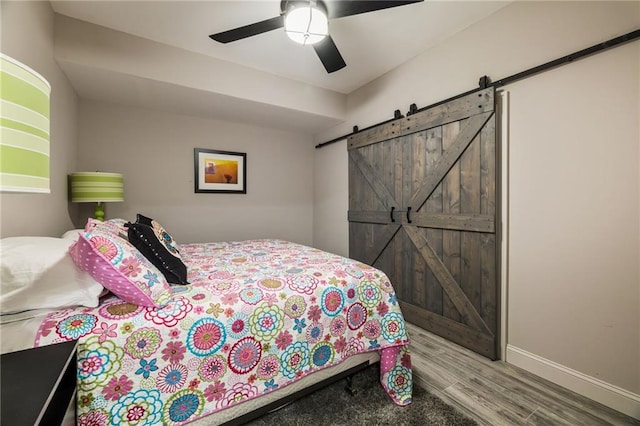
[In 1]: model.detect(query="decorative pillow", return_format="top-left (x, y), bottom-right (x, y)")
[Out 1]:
top-left (135, 213), bottom-right (154, 227)
top-left (84, 218), bottom-right (128, 239)
top-left (135, 214), bottom-right (180, 251)
top-left (69, 231), bottom-right (172, 308)
top-left (0, 237), bottom-right (104, 314)
top-left (61, 229), bottom-right (84, 240)
top-left (126, 214), bottom-right (188, 285)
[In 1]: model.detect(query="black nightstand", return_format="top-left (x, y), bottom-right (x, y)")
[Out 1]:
top-left (1, 340), bottom-right (78, 425)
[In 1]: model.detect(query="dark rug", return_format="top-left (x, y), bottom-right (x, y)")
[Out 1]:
top-left (246, 364), bottom-right (477, 426)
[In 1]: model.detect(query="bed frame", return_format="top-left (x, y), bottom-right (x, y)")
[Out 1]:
top-left (223, 360), bottom-right (376, 425)
top-left (186, 351), bottom-right (380, 425)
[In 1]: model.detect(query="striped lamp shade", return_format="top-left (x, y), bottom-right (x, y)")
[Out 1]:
top-left (0, 54), bottom-right (51, 193)
top-left (70, 172), bottom-right (125, 203)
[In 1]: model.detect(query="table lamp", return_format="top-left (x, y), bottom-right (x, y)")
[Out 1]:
top-left (70, 172), bottom-right (124, 221)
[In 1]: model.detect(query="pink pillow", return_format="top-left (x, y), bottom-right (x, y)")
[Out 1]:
top-left (69, 231), bottom-right (172, 307)
top-left (84, 218), bottom-right (128, 239)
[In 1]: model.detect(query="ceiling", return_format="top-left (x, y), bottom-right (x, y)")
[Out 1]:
top-left (50, 0), bottom-right (509, 133)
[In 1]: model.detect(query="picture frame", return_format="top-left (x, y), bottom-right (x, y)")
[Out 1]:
top-left (194, 148), bottom-right (246, 194)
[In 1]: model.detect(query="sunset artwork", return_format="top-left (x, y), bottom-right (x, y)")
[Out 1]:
top-left (195, 148), bottom-right (246, 193)
top-left (204, 158), bottom-right (238, 184)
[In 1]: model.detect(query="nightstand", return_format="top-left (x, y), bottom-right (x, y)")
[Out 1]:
top-left (1, 340), bottom-right (78, 425)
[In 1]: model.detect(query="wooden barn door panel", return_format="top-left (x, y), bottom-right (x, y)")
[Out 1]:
top-left (348, 88), bottom-right (499, 359)
top-left (348, 138), bottom-right (401, 267)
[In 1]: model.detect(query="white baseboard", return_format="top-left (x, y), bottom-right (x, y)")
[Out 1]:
top-left (506, 345), bottom-right (640, 420)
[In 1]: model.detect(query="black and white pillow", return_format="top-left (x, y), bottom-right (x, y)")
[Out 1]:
top-left (127, 214), bottom-right (188, 285)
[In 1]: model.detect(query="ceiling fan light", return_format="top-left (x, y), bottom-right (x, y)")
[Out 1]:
top-left (285, 5), bottom-right (328, 45)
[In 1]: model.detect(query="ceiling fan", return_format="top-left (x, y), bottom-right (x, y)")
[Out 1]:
top-left (209, 0), bottom-right (424, 74)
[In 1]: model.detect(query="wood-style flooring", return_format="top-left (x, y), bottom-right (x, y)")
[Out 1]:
top-left (407, 322), bottom-right (640, 426)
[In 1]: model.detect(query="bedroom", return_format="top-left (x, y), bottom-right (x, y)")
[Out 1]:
top-left (1, 0), bottom-right (638, 424)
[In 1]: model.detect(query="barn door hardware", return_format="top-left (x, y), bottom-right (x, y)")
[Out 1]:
top-left (406, 103), bottom-right (418, 116)
top-left (478, 75), bottom-right (491, 89)
top-left (318, 28), bottom-right (639, 150)
top-left (387, 207), bottom-right (415, 224)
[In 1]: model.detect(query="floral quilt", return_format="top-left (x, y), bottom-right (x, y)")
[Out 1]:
top-left (35, 239), bottom-right (412, 425)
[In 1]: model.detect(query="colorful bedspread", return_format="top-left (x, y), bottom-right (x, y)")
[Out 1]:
top-left (35, 240), bottom-right (412, 425)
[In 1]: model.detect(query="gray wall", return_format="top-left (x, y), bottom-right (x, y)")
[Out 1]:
top-left (313, 139), bottom-right (348, 257)
top-left (76, 100), bottom-right (315, 245)
top-left (314, 0), bottom-right (640, 415)
top-left (506, 41), bottom-right (639, 395)
top-left (0, 0), bottom-right (315, 245)
top-left (0, 1), bottom-right (79, 237)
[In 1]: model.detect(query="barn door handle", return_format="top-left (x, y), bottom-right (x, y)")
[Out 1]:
top-left (390, 206), bottom-right (395, 223)
top-left (406, 207), bottom-right (412, 224)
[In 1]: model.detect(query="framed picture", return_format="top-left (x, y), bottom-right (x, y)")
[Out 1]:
top-left (194, 148), bottom-right (246, 193)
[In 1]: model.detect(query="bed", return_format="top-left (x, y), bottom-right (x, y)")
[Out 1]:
top-left (0, 217), bottom-right (412, 425)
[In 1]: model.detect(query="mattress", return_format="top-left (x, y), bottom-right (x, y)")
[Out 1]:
top-left (0, 310), bottom-right (56, 353)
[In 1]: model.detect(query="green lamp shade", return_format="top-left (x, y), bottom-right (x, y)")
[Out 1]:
top-left (70, 172), bottom-right (124, 221)
top-left (0, 53), bottom-right (51, 193)
top-left (70, 172), bottom-right (125, 203)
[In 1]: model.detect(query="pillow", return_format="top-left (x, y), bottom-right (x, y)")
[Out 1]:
top-left (84, 218), bottom-right (128, 239)
top-left (61, 229), bottom-right (84, 240)
top-left (69, 231), bottom-right (172, 308)
top-left (135, 214), bottom-right (180, 251)
top-left (127, 214), bottom-right (188, 285)
top-left (135, 213), bottom-right (154, 227)
top-left (0, 237), bottom-right (104, 314)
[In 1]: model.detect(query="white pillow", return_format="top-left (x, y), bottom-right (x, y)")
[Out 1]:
top-left (0, 237), bottom-right (104, 314)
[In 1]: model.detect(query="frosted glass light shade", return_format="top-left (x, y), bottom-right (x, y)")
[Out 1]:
top-left (0, 54), bottom-right (51, 193)
top-left (285, 5), bottom-right (328, 45)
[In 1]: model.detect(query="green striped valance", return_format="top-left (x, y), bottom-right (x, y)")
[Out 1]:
top-left (0, 53), bottom-right (51, 193)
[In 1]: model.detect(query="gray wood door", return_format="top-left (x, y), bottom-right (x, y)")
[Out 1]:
top-left (348, 88), bottom-right (499, 359)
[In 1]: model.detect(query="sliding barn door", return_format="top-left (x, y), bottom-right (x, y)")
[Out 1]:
top-left (348, 88), bottom-right (499, 359)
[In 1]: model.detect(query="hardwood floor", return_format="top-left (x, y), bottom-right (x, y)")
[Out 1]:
top-left (407, 323), bottom-right (640, 426)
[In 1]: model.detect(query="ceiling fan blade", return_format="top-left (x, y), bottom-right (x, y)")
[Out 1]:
top-left (313, 35), bottom-right (346, 73)
top-left (209, 15), bottom-right (285, 43)
top-left (327, 0), bottom-right (423, 19)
